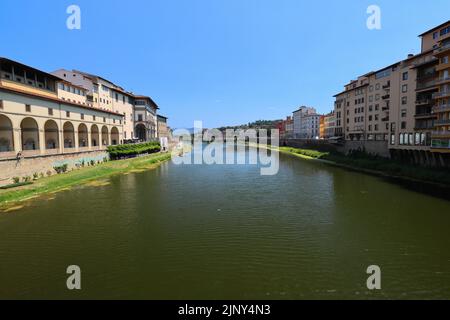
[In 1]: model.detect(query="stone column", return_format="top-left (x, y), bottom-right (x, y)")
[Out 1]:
top-left (39, 129), bottom-right (45, 155)
top-left (58, 129), bottom-right (64, 154)
top-left (13, 127), bottom-right (21, 153)
top-left (74, 129), bottom-right (79, 152)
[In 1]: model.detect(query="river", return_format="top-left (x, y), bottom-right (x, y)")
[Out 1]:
top-left (0, 147), bottom-right (449, 299)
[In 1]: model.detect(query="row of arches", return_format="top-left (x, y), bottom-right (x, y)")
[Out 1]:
top-left (0, 115), bottom-right (120, 153)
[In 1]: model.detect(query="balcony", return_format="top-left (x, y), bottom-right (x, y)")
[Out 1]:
top-left (432, 130), bottom-right (450, 137)
top-left (435, 119), bottom-right (450, 126)
top-left (381, 117), bottom-right (390, 122)
top-left (433, 104), bottom-right (450, 113)
top-left (434, 42), bottom-right (450, 55)
top-left (414, 113), bottom-right (435, 119)
top-left (415, 99), bottom-right (433, 105)
top-left (436, 76), bottom-right (450, 85)
top-left (416, 79), bottom-right (438, 90)
top-left (382, 106), bottom-right (390, 111)
top-left (413, 57), bottom-right (438, 68)
top-left (382, 83), bottom-right (390, 89)
top-left (436, 62), bottom-right (450, 72)
top-left (433, 91), bottom-right (450, 99)
top-left (382, 94), bottom-right (390, 100)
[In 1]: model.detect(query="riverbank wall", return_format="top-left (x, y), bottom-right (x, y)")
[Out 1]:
top-left (280, 139), bottom-right (390, 158)
top-left (0, 150), bottom-right (108, 186)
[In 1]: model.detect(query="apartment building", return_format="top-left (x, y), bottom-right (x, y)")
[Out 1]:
top-left (285, 116), bottom-right (294, 138)
top-left (293, 106), bottom-right (317, 139)
top-left (0, 57), bottom-right (124, 158)
top-left (320, 111), bottom-right (336, 139)
top-left (333, 20), bottom-right (450, 165)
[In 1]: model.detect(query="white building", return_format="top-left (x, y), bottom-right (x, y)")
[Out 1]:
top-left (303, 113), bottom-right (321, 139)
top-left (293, 106), bottom-right (318, 139)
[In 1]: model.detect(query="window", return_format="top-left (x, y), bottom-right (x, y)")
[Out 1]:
top-left (375, 83), bottom-right (380, 90)
top-left (440, 26), bottom-right (450, 36)
top-left (375, 124), bottom-right (379, 131)
top-left (401, 121), bottom-right (406, 129)
top-left (103, 117), bottom-right (106, 122)
top-left (401, 109), bottom-right (407, 117)
top-left (375, 94), bottom-right (380, 101)
top-left (0, 100), bottom-right (3, 109)
top-left (25, 104), bottom-right (31, 112)
top-left (402, 97), bottom-right (407, 105)
top-left (399, 133), bottom-right (404, 145)
top-left (402, 84), bottom-right (408, 93)
top-left (375, 104), bottom-right (379, 111)
top-left (48, 108), bottom-right (53, 115)
top-left (433, 32), bottom-right (439, 39)
top-left (391, 134), bottom-right (395, 145)
top-left (402, 72), bottom-right (408, 81)
top-left (81, 113), bottom-right (84, 120)
top-left (138, 114), bottom-right (143, 122)
top-left (415, 133), bottom-right (421, 145)
top-left (369, 115), bottom-right (373, 121)
top-left (369, 85), bottom-right (374, 92)
top-left (115, 93), bottom-right (119, 102)
top-left (66, 111), bottom-right (70, 117)
top-left (442, 56), bottom-right (449, 64)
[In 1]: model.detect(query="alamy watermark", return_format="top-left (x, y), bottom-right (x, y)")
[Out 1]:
top-left (66, 265), bottom-right (81, 290)
top-left (367, 5), bottom-right (381, 30)
top-left (66, 5), bottom-right (81, 30)
top-left (171, 121), bottom-right (280, 176)
top-left (366, 265), bottom-right (381, 290)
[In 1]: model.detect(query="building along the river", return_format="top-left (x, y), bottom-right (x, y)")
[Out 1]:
top-left (293, 106), bottom-right (318, 139)
top-left (134, 96), bottom-right (159, 141)
top-left (0, 57), bottom-right (168, 186)
top-left (333, 20), bottom-right (450, 166)
top-left (320, 111), bottom-right (335, 139)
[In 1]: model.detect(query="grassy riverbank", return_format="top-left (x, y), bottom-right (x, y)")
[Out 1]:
top-left (0, 152), bottom-right (171, 209)
top-left (277, 146), bottom-right (450, 186)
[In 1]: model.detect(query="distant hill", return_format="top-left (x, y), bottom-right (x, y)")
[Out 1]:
top-left (216, 120), bottom-right (282, 131)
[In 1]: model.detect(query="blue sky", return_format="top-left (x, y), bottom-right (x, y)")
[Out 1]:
top-left (0, 0), bottom-right (449, 128)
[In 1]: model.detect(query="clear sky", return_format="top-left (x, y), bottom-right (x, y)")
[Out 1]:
top-left (0, 0), bottom-right (449, 128)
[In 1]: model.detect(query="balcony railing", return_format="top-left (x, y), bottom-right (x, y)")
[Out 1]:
top-left (382, 94), bottom-right (390, 100)
top-left (435, 42), bottom-right (450, 54)
top-left (436, 76), bottom-right (450, 85)
top-left (432, 130), bottom-right (450, 137)
top-left (432, 104), bottom-right (450, 113)
top-left (382, 117), bottom-right (390, 122)
top-left (435, 119), bottom-right (450, 126)
top-left (433, 91), bottom-right (450, 99)
top-left (416, 99), bottom-right (433, 105)
top-left (417, 79), bottom-right (438, 90)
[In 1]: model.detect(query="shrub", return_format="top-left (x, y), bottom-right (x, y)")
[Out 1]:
top-left (54, 164), bottom-right (68, 174)
top-left (22, 176), bottom-right (31, 182)
top-left (46, 170), bottom-right (52, 177)
top-left (33, 172), bottom-right (39, 180)
top-left (0, 181), bottom-right (33, 190)
top-left (12, 177), bottom-right (20, 184)
top-left (107, 141), bottom-right (161, 160)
